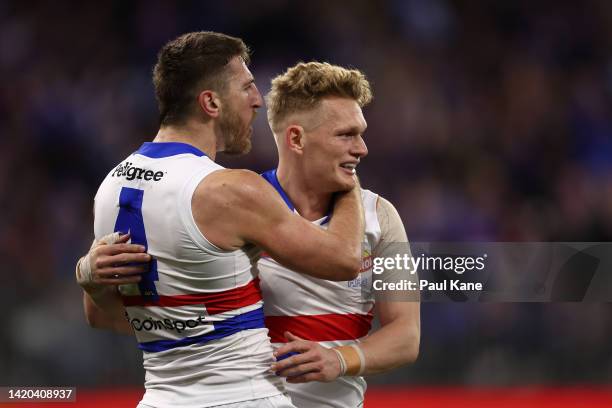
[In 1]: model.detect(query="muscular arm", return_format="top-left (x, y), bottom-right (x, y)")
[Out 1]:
top-left (194, 169), bottom-right (364, 281)
top-left (359, 302), bottom-right (419, 374)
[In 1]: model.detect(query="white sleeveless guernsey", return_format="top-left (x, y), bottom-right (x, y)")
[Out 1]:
top-left (94, 143), bottom-right (285, 408)
top-left (259, 169), bottom-right (380, 408)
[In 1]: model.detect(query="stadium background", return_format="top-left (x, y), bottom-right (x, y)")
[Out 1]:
top-left (1, 1), bottom-right (611, 406)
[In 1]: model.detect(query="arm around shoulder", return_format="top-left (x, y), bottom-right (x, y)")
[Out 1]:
top-left (193, 170), bottom-right (363, 280)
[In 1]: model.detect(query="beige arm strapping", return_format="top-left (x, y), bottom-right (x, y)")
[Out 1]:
top-left (374, 196), bottom-right (419, 301)
top-left (375, 196), bottom-right (408, 245)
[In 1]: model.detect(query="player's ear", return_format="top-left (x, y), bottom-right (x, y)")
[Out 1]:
top-left (197, 90), bottom-right (220, 118)
top-left (285, 125), bottom-right (305, 155)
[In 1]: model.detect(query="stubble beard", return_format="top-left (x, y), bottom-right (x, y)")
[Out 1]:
top-left (219, 106), bottom-right (252, 156)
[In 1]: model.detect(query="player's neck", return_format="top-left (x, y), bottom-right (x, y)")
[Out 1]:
top-left (276, 165), bottom-right (333, 222)
top-left (154, 121), bottom-right (217, 160)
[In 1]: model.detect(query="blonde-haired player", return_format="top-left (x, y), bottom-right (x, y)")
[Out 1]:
top-left (262, 62), bottom-right (420, 407)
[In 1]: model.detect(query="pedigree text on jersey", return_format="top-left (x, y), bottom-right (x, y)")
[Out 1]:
top-left (112, 161), bottom-right (165, 182)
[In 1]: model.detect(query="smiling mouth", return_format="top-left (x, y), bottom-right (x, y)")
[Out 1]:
top-left (340, 163), bottom-right (357, 175)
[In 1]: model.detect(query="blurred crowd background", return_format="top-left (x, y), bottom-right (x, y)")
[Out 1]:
top-left (1, 0), bottom-right (611, 390)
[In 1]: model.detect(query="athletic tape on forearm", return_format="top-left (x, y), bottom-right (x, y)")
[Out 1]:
top-left (351, 344), bottom-right (366, 375)
top-left (76, 256), bottom-right (90, 285)
top-left (334, 344), bottom-right (366, 376)
top-left (76, 232), bottom-right (122, 290)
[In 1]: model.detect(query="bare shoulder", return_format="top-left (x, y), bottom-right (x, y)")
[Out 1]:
top-left (190, 169), bottom-right (268, 249)
top-left (197, 168), bottom-right (263, 194)
top-left (194, 168), bottom-right (272, 207)
top-left (190, 168), bottom-right (290, 249)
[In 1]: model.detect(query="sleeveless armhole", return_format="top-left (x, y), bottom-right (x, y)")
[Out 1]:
top-left (177, 167), bottom-right (234, 256)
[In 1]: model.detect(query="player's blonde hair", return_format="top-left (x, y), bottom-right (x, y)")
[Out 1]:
top-left (266, 62), bottom-right (372, 132)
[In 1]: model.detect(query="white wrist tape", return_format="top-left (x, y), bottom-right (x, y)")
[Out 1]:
top-left (334, 344), bottom-right (366, 376)
top-left (76, 232), bottom-right (122, 289)
top-left (97, 232), bottom-right (123, 246)
top-left (332, 348), bottom-right (347, 376)
top-left (76, 255), bottom-right (93, 287)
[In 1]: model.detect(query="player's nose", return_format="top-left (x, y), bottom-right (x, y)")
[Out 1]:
top-left (351, 135), bottom-right (368, 159)
top-left (252, 84), bottom-right (263, 109)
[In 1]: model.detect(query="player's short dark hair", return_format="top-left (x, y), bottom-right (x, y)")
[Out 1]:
top-left (153, 31), bottom-right (250, 126)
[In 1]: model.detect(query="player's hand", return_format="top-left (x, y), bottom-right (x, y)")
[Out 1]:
top-left (270, 331), bottom-right (342, 383)
top-left (76, 232), bottom-right (151, 290)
